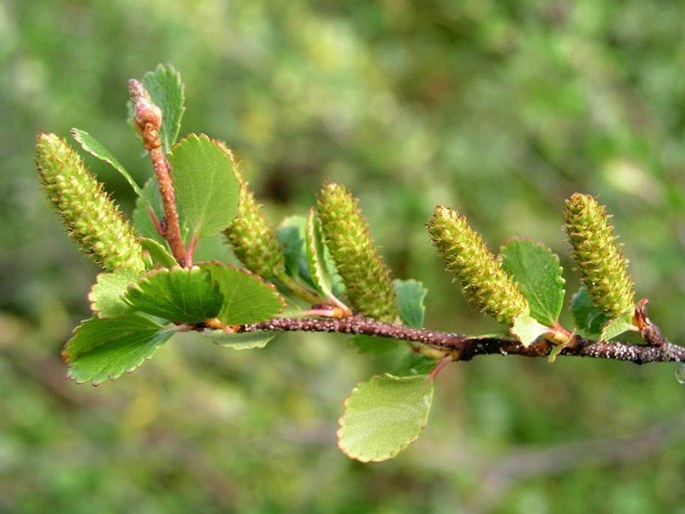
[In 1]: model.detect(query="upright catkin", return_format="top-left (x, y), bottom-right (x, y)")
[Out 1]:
top-left (224, 174), bottom-right (285, 279)
top-left (316, 183), bottom-right (397, 322)
top-left (36, 133), bottom-right (144, 272)
top-left (564, 193), bottom-right (635, 317)
top-left (427, 205), bottom-right (529, 325)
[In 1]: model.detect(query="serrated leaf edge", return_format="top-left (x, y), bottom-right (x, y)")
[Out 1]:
top-left (88, 269), bottom-right (142, 319)
top-left (62, 317), bottom-right (175, 385)
top-left (199, 260), bottom-right (287, 318)
top-left (123, 266), bottom-right (224, 322)
top-left (168, 133), bottom-right (239, 241)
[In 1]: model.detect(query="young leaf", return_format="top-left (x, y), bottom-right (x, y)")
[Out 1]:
top-left (124, 267), bottom-right (223, 323)
top-left (63, 314), bottom-right (175, 384)
top-left (547, 342), bottom-right (568, 363)
top-left (205, 330), bottom-right (279, 350)
top-left (141, 64), bottom-right (185, 154)
top-left (71, 129), bottom-right (145, 198)
top-left (133, 178), bottom-right (191, 250)
top-left (277, 215), bottom-right (308, 279)
top-left (139, 237), bottom-right (177, 269)
top-left (394, 279), bottom-right (427, 328)
top-left (133, 178), bottom-right (165, 243)
top-left (305, 209), bottom-right (336, 299)
top-left (168, 134), bottom-right (240, 241)
top-left (571, 287), bottom-right (609, 337)
top-left (338, 374), bottom-right (434, 462)
top-left (89, 268), bottom-right (141, 318)
top-left (511, 313), bottom-right (551, 347)
top-left (501, 239), bottom-right (565, 326)
top-left (201, 263), bottom-right (285, 324)
top-left (601, 313), bottom-right (638, 341)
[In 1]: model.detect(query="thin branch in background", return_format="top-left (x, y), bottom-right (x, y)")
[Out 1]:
top-left (469, 415), bottom-right (685, 512)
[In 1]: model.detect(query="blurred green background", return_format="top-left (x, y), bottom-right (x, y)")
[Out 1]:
top-left (2, 1), bottom-right (685, 512)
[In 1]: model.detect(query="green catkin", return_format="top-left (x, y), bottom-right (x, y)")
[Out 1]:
top-left (316, 182), bottom-right (398, 322)
top-left (224, 176), bottom-right (285, 279)
top-left (564, 193), bottom-right (635, 317)
top-left (427, 205), bottom-right (529, 325)
top-left (36, 133), bottom-right (144, 272)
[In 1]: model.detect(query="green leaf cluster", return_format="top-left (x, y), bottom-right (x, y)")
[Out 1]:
top-left (46, 65), bottom-right (285, 385)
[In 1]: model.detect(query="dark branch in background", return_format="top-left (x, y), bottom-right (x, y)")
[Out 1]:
top-left (419, 414), bottom-right (685, 513)
top-left (241, 315), bottom-right (685, 364)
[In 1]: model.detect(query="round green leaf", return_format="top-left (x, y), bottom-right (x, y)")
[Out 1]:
top-left (168, 134), bottom-right (240, 240)
top-left (200, 262), bottom-right (285, 324)
top-left (64, 315), bottom-right (175, 384)
top-left (338, 374), bottom-right (434, 462)
top-left (124, 267), bottom-right (223, 323)
top-left (501, 238), bottom-right (565, 326)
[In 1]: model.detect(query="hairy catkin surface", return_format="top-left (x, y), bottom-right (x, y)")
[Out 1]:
top-left (36, 133), bottom-right (144, 272)
top-left (564, 193), bottom-right (635, 317)
top-left (224, 177), bottom-right (285, 279)
top-left (427, 205), bottom-right (529, 325)
top-left (316, 183), bottom-right (398, 322)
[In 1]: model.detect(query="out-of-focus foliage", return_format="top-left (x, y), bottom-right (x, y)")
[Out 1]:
top-left (2, 0), bottom-right (685, 512)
